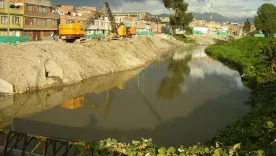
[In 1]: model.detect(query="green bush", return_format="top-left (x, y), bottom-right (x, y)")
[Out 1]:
top-left (206, 37), bottom-right (276, 155)
top-left (73, 138), bottom-right (245, 156)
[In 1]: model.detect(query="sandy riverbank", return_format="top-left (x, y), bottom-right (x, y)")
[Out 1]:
top-left (0, 34), bottom-right (228, 95)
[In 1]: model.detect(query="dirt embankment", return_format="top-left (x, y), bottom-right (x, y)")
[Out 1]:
top-left (0, 35), bottom-right (185, 95)
top-left (0, 68), bottom-right (144, 128)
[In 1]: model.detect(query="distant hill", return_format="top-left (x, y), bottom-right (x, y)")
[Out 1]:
top-left (156, 12), bottom-right (254, 24)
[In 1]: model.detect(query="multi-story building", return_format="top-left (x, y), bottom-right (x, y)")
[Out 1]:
top-left (86, 16), bottom-right (111, 37)
top-left (0, 0), bottom-right (24, 36)
top-left (55, 5), bottom-right (97, 25)
top-left (23, 0), bottom-right (59, 40)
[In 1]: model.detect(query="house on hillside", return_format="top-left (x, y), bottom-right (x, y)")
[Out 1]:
top-left (54, 5), bottom-right (95, 24)
top-left (228, 23), bottom-right (242, 36)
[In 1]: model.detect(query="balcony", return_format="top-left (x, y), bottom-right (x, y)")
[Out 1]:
top-left (25, 0), bottom-right (50, 6)
top-left (24, 24), bottom-right (58, 30)
top-left (24, 11), bottom-right (59, 19)
top-left (9, 6), bottom-right (24, 15)
top-left (0, 2), bottom-right (24, 15)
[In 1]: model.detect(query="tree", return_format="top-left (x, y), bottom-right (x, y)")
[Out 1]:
top-left (254, 3), bottom-right (276, 37)
top-left (261, 38), bottom-right (276, 73)
top-left (163, 0), bottom-right (193, 32)
top-left (156, 53), bottom-right (192, 100)
top-left (243, 18), bottom-right (251, 36)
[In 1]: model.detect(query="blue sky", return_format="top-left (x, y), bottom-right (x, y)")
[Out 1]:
top-left (51, 0), bottom-right (276, 18)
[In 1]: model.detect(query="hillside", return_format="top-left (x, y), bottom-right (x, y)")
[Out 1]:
top-left (158, 12), bottom-right (254, 24)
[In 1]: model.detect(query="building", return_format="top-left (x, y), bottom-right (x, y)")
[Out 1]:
top-left (228, 23), bottom-right (242, 36)
top-left (86, 16), bottom-right (111, 37)
top-left (55, 5), bottom-right (87, 24)
top-left (55, 5), bottom-right (96, 25)
top-left (0, 0), bottom-right (24, 36)
top-left (23, 0), bottom-right (59, 40)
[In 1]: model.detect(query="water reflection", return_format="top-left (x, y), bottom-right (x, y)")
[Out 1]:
top-left (156, 53), bottom-right (192, 100)
top-left (2, 46), bottom-right (251, 147)
top-left (61, 95), bottom-right (84, 110)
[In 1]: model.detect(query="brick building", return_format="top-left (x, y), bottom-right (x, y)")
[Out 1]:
top-left (23, 0), bottom-right (59, 40)
top-left (55, 5), bottom-right (96, 25)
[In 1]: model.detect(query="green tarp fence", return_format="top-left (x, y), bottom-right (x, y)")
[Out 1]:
top-left (122, 22), bottom-right (132, 27)
top-left (85, 34), bottom-right (105, 39)
top-left (136, 31), bottom-right (156, 35)
top-left (254, 34), bottom-right (265, 37)
top-left (164, 32), bottom-right (172, 35)
top-left (0, 36), bottom-right (29, 43)
top-left (274, 34), bottom-right (276, 38)
top-left (209, 32), bottom-right (217, 35)
top-left (219, 31), bottom-right (228, 36)
top-left (192, 30), bottom-right (203, 34)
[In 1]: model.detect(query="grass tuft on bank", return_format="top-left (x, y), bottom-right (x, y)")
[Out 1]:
top-left (206, 37), bottom-right (276, 155)
top-left (171, 34), bottom-right (196, 44)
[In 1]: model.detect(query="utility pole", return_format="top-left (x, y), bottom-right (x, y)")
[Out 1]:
top-left (137, 9), bottom-right (142, 35)
top-left (7, 0), bottom-right (10, 44)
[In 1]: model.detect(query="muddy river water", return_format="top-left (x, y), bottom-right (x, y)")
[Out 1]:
top-left (1, 46), bottom-right (251, 147)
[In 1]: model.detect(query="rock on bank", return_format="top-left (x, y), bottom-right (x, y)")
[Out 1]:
top-left (0, 35), bottom-right (185, 95)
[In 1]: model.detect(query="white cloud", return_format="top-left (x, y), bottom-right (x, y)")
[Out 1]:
top-left (113, 0), bottom-right (275, 18)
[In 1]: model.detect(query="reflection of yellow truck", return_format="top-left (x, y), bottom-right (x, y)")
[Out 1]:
top-left (59, 23), bottom-right (85, 43)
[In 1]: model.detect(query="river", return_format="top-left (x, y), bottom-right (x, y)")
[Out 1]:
top-left (0, 46), bottom-right (251, 147)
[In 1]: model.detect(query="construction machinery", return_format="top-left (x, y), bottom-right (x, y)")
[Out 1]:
top-left (59, 9), bottom-right (103, 43)
top-left (104, 2), bottom-right (136, 40)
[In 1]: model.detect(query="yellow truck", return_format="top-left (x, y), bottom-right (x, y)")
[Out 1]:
top-left (59, 23), bottom-right (85, 43)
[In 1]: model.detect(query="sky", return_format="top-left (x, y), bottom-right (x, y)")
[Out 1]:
top-left (51, 0), bottom-right (276, 18)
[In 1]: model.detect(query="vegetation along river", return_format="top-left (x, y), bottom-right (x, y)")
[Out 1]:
top-left (1, 46), bottom-right (251, 147)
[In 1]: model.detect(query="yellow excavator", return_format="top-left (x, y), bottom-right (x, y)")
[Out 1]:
top-left (59, 9), bottom-right (103, 43)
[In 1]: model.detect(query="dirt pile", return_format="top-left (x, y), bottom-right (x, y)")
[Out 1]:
top-left (0, 35), bottom-right (185, 95)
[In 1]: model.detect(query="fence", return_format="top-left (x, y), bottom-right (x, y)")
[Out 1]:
top-left (85, 34), bottom-right (105, 39)
top-left (0, 129), bottom-right (93, 156)
top-left (192, 30), bottom-right (203, 34)
top-left (254, 34), bottom-right (265, 37)
top-left (136, 31), bottom-right (156, 35)
top-left (219, 31), bottom-right (228, 36)
top-left (0, 36), bottom-right (29, 43)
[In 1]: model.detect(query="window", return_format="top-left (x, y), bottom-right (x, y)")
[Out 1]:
top-left (12, 16), bottom-right (20, 25)
top-left (0, 0), bottom-right (4, 9)
top-left (27, 5), bottom-right (34, 12)
top-left (25, 17), bottom-right (34, 25)
top-left (51, 19), bottom-right (57, 25)
top-left (101, 22), bottom-right (103, 26)
top-left (36, 18), bottom-right (46, 25)
top-left (38, 7), bottom-right (48, 13)
top-left (1, 16), bottom-right (8, 24)
top-left (96, 21), bottom-right (99, 26)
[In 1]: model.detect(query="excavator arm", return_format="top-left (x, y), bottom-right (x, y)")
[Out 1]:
top-left (83, 9), bottom-right (104, 30)
top-left (104, 2), bottom-right (118, 35)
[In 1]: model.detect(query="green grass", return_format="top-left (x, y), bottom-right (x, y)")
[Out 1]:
top-left (206, 37), bottom-right (276, 155)
top-left (171, 34), bottom-right (196, 44)
top-left (206, 37), bottom-right (276, 87)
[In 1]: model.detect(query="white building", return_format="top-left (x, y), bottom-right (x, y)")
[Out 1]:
top-left (86, 17), bottom-right (111, 37)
